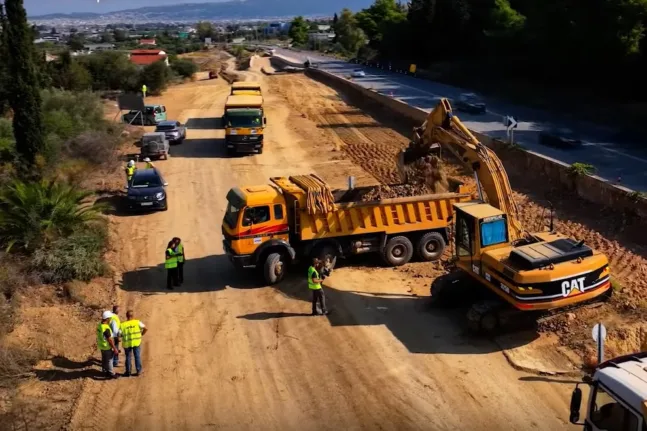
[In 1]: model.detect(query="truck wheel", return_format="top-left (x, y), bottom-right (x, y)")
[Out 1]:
top-left (315, 245), bottom-right (337, 271)
top-left (264, 252), bottom-right (286, 285)
top-left (416, 232), bottom-right (446, 261)
top-left (382, 236), bottom-right (413, 267)
top-left (257, 147), bottom-right (263, 155)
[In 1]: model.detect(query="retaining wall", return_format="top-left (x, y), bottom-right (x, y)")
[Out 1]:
top-left (305, 67), bottom-right (647, 219)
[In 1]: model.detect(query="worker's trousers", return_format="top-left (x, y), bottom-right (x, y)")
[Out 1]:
top-left (311, 289), bottom-right (327, 314)
top-left (178, 261), bottom-right (184, 284)
top-left (112, 338), bottom-right (120, 367)
top-left (100, 349), bottom-right (115, 376)
top-left (124, 346), bottom-right (142, 375)
top-left (167, 267), bottom-right (179, 289)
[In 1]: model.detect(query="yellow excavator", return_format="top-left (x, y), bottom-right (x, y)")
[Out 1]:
top-left (397, 98), bottom-right (612, 333)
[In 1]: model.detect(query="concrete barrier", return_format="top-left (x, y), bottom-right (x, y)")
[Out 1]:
top-left (305, 68), bottom-right (647, 219)
top-left (270, 55), bottom-right (304, 70)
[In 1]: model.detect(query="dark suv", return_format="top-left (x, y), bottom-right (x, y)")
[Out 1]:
top-left (126, 169), bottom-right (168, 212)
top-left (155, 120), bottom-right (186, 145)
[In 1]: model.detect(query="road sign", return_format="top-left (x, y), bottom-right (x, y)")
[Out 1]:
top-left (592, 323), bottom-right (607, 364)
top-left (205, 37), bottom-right (212, 45)
top-left (504, 116), bottom-right (518, 130)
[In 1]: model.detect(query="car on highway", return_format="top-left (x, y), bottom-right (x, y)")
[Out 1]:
top-left (351, 69), bottom-right (366, 78)
top-left (155, 120), bottom-right (186, 145)
top-left (539, 128), bottom-right (583, 148)
top-left (454, 93), bottom-right (486, 114)
top-left (126, 168), bottom-right (169, 212)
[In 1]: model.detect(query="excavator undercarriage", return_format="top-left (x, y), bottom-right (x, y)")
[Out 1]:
top-left (400, 98), bottom-right (612, 334)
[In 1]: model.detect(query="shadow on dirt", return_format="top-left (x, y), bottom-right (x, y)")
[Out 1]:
top-left (35, 356), bottom-right (107, 382)
top-left (186, 117), bottom-right (223, 130)
top-left (170, 138), bottom-right (230, 159)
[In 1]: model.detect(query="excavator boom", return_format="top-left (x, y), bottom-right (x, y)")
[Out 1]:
top-left (398, 98), bottom-right (524, 240)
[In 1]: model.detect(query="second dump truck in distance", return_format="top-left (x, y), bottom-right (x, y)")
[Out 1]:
top-left (222, 174), bottom-right (471, 284)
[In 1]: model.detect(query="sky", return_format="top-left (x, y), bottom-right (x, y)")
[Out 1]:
top-left (25, 0), bottom-right (226, 16)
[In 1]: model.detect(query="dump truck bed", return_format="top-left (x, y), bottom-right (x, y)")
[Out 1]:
top-left (270, 176), bottom-right (471, 241)
top-left (225, 95), bottom-right (263, 108)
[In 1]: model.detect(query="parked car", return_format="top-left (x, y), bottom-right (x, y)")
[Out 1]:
top-left (122, 104), bottom-right (167, 125)
top-left (126, 169), bottom-right (168, 212)
top-left (140, 132), bottom-right (170, 160)
top-left (454, 93), bottom-right (487, 114)
top-left (155, 120), bottom-right (186, 145)
top-left (539, 128), bottom-right (583, 148)
top-left (351, 69), bottom-right (366, 77)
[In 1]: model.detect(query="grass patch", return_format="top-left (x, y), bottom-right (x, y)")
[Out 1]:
top-left (567, 162), bottom-right (596, 177)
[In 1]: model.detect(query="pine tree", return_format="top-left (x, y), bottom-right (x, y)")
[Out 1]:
top-left (1, 0), bottom-right (45, 170)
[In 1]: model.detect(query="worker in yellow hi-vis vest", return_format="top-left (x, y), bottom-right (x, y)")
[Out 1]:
top-left (108, 305), bottom-right (121, 368)
top-left (120, 310), bottom-right (147, 377)
top-left (308, 258), bottom-right (329, 316)
top-left (165, 239), bottom-right (180, 290)
top-left (98, 310), bottom-right (119, 379)
top-left (173, 237), bottom-right (186, 285)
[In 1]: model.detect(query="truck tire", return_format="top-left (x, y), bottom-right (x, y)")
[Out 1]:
top-left (416, 232), bottom-right (446, 262)
top-left (382, 236), bottom-right (413, 267)
top-left (263, 252), bottom-right (286, 285)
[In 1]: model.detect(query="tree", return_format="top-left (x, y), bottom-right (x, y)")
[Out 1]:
top-left (355, 0), bottom-right (406, 44)
top-left (67, 34), bottom-right (85, 51)
top-left (170, 58), bottom-right (198, 78)
top-left (196, 21), bottom-right (215, 40)
top-left (140, 60), bottom-right (171, 95)
top-left (0, 0), bottom-right (45, 170)
top-left (334, 9), bottom-right (367, 54)
top-left (333, 13), bottom-right (339, 43)
top-left (113, 29), bottom-right (128, 42)
top-left (48, 51), bottom-right (92, 91)
top-left (288, 16), bottom-right (309, 45)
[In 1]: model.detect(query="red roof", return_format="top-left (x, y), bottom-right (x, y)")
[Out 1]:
top-left (131, 49), bottom-right (163, 55)
top-left (130, 53), bottom-right (167, 66)
top-left (139, 38), bottom-right (156, 45)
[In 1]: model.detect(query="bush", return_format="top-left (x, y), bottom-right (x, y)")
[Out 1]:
top-left (0, 180), bottom-right (106, 252)
top-left (139, 60), bottom-right (171, 95)
top-left (30, 222), bottom-right (109, 284)
top-left (171, 59), bottom-right (199, 78)
top-left (63, 130), bottom-right (121, 168)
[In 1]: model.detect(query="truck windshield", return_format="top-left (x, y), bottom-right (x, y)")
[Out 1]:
top-left (226, 110), bottom-right (262, 128)
top-left (225, 202), bottom-right (241, 228)
top-left (590, 384), bottom-right (639, 431)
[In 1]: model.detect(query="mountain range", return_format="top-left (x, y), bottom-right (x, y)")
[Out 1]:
top-left (30, 0), bottom-right (374, 20)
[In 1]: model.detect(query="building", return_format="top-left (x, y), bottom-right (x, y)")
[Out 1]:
top-left (139, 38), bottom-right (157, 46)
top-left (129, 49), bottom-right (169, 67)
top-left (84, 43), bottom-right (116, 52)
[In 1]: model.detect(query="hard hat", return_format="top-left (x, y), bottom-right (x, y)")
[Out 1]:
top-left (102, 310), bottom-right (113, 320)
top-left (128, 160), bottom-right (135, 167)
top-left (143, 157), bottom-right (151, 162)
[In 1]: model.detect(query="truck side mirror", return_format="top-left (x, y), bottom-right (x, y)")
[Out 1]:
top-left (263, 117), bottom-right (267, 126)
top-left (569, 386), bottom-right (582, 424)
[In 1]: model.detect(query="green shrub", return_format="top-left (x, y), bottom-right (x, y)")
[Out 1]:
top-left (567, 162), bottom-right (596, 177)
top-left (0, 180), bottom-right (106, 252)
top-left (30, 223), bottom-right (109, 283)
top-left (171, 59), bottom-right (199, 78)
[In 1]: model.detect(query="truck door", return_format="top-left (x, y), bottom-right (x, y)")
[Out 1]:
top-left (239, 205), bottom-right (287, 253)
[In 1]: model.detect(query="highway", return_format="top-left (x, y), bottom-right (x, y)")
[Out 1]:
top-left (272, 47), bottom-right (647, 192)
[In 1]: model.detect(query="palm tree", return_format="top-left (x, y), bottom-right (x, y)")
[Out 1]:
top-left (0, 179), bottom-right (106, 251)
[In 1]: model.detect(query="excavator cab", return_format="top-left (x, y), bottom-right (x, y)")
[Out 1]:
top-left (452, 202), bottom-right (510, 268)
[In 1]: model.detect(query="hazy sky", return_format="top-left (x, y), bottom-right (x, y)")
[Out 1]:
top-left (25, 0), bottom-right (226, 16)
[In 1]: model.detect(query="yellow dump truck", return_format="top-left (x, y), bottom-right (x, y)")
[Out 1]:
top-left (230, 81), bottom-right (262, 96)
top-left (223, 94), bottom-right (266, 156)
top-left (222, 174), bottom-right (471, 284)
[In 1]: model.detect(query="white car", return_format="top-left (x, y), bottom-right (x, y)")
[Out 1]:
top-left (351, 69), bottom-right (366, 77)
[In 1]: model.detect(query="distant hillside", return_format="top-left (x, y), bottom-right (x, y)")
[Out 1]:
top-left (31, 0), bottom-right (374, 20)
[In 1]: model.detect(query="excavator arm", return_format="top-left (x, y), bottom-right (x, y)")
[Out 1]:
top-left (398, 98), bottom-right (525, 241)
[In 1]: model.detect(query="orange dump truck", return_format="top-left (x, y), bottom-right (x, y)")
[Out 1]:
top-left (222, 174), bottom-right (471, 284)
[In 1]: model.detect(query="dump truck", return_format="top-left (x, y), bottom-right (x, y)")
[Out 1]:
top-left (569, 351), bottom-right (647, 431)
top-left (230, 81), bottom-right (262, 96)
top-left (222, 174), bottom-right (471, 284)
top-left (223, 94), bottom-right (266, 156)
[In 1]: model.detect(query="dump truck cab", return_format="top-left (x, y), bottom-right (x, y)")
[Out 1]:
top-left (450, 201), bottom-right (610, 312)
top-left (223, 95), bottom-right (266, 156)
top-left (222, 184), bottom-right (290, 268)
top-left (230, 81), bottom-right (262, 96)
top-left (569, 352), bottom-right (647, 431)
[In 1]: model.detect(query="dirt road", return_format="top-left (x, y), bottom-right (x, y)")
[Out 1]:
top-left (69, 58), bottom-right (576, 430)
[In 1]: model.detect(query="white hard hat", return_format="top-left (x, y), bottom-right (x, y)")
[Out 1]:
top-left (102, 310), bottom-right (113, 320)
top-left (128, 160), bottom-right (135, 167)
top-left (143, 157), bottom-right (151, 162)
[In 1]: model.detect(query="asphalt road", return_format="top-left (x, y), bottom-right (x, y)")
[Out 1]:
top-left (272, 47), bottom-right (647, 192)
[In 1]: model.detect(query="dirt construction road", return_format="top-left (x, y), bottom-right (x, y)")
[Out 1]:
top-left (69, 58), bottom-right (577, 430)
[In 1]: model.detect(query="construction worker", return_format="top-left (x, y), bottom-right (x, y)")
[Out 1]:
top-left (125, 160), bottom-right (136, 186)
top-left (143, 157), bottom-right (155, 169)
top-left (173, 237), bottom-right (185, 285)
top-left (97, 311), bottom-right (119, 379)
top-left (308, 258), bottom-right (329, 316)
top-left (108, 305), bottom-right (121, 368)
top-left (165, 239), bottom-right (180, 290)
top-left (120, 310), bottom-right (147, 377)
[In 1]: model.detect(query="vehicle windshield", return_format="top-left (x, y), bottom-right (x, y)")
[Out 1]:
top-left (226, 112), bottom-right (262, 128)
top-left (590, 384), bottom-right (639, 431)
top-left (460, 94), bottom-right (479, 102)
top-left (131, 174), bottom-right (163, 188)
top-left (156, 125), bottom-right (176, 131)
top-left (224, 202), bottom-right (241, 228)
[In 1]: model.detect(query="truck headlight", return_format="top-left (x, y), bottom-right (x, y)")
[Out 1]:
top-left (155, 192), bottom-right (165, 200)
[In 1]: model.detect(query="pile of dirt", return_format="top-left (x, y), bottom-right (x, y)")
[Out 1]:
top-left (360, 184), bottom-right (432, 201)
top-left (401, 154), bottom-right (449, 193)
